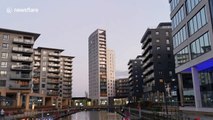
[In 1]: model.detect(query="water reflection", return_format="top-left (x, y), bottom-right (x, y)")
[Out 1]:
top-left (60, 111), bottom-right (123, 120)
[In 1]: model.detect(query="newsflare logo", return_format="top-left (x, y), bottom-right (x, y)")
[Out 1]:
top-left (6, 7), bottom-right (39, 14)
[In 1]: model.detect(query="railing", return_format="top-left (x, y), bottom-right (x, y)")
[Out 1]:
top-left (12, 47), bottom-right (33, 53)
top-left (11, 65), bottom-right (32, 70)
top-left (13, 38), bottom-right (34, 44)
top-left (12, 56), bottom-right (33, 62)
top-left (10, 74), bottom-right (31, 80)
top-left (49, 52), bottom-right (59, 56)
top-left (9, 84), bottom-right (31, 90)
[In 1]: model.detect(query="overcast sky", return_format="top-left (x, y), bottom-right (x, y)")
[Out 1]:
top-left (0, 0), bottom-right (171, 97)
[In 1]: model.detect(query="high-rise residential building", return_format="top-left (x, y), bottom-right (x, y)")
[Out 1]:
top-left (88, 29), bottom-right (115, 105)
top-left (141, 22), bottom-right (177, 102)
top-left (128, 56), bottom-right (143, 102)
top-left (115, 78), bottom-right (129, 98)
top-left (107, 49), bottom-right (115, 97)
top-left (0, 28), bottom-right (39, 110)
top-left (169, 0), bottom-right (213, 114)
top-left (32, 47), bottom-right (74, 108)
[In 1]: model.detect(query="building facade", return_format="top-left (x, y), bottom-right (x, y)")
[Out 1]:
top-left (0, 28), bottom-right (39, 110)
top-left (169, 0), bottom-right (213, 113)
top-left (107, 49), bottom-right (115, 97)
top-left (32, 47), bottom-right (74, 108)
top-left (141, 23), bottom-right (177, 102)
top-left (128, 56), bottom-right (143, 102)
top-left (89, 29), bottom-right (108, 105)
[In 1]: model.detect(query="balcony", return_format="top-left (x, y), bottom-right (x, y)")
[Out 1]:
top-left (64, 58), bottom-right (72, 62)
top-left (48, 68), bottom-right (60, 73)
top-left (47, 74), bottom-right (60, 78)
top-left (33, 73), bottom-right (40, 78)
top-left (63, 90), bottom-right (71, 94)
top-left (11, 65), bottom-right (32, 71)
top-left (48, 58), bottom-right (60, 62)
top-left (12, 47), bottom-right (33, 53)
top-left (12, 56), bottom-right (33, 62)
top-left (47, 86), bottom-right (59, 90)
top-left (34, 63), bottom-right (40, 67)
top-left (9, 84), bottom-right (31, 90)
top-left (49, 52), bottom-right (59, 56)
top-left (63, 78), bottom-right (71, 82)
top-left (33, 79), bottom-right (40, 84)
top-left (63, 95), bottom-right (71, 98)
top-left (143, 86), bottom-right (155, 93)
top-left (64, 70), bottom-right (71, 74)
top-left (13, 38), bottom-right (34, 45)
top-left (48, 63), bottom-right (60, 67)
top-left (47, 80), bottom-right (59, 84)
top-left (34, 57), bottom-right (41, 61)
top-left (64, 74), bottom-right (72, 78)
top-left (10, 74), bottom-right (31, 80)
top-left (64, 66), bottom-right (72, 70)
top-left (34, 52), bottom-right (41, 55)
top-left (64, 62), bottom-right (72, 66)
top-left (47, 91), bottom-right (58, 96)
top-left (63, 86), bottom-right (71, 90)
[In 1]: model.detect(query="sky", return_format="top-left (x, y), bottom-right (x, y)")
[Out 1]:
top-left (0, 0), bottom-right (171, 97)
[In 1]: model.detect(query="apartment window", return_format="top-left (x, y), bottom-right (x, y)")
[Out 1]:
top-left (42, 78), bottom-right (46, 82)
top-left (1, 62), bottom-right (7, 68)
top-left (188, 7), bottom-right (207, 35)
top-left (42, 67), bottom-right (46, 71)
top-left (157, 54), bottom-right (161, 58)
top-left (169, 71), bottom-right (173, 76)
top-left (166, 32), bottom-right (169, 36)
top-left (0, 80), bottom-right (6, 87)
top-left (190, 32), bottom-right (211, 59)
top-left (42, 84), bottom-right (45, 88)
top-left (166, 39), bottom-right (170, 44)
top-left (0, 71), bottom-right (7, 77)
top-left (2, 43), bottom-right (9, 49)
top-left (3, 34), bottom-right (9, 40)
top-left (156, 39), bottom-right (160, 43)
top-left (156, 31), bottom-right (159, 35)
top-left (1, 52), bottom-right (8, 59)
top-left (167, 47), bottom-right (171, 51)
top-left (157, 46), bottom-right (161, 50)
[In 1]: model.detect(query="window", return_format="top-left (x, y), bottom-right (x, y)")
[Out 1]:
top-left (1, 52), bottom-right (8, 59)
top-left (186, 0), bottom-right (201, 13)
top-left (166, 39), bottom-right (170, 44)
top-left (157, 46), bottom-right (161, 50)
top-left (170, 0), bottom-right (180, 11)
top-left (167, 47), bottom-right (171, 51)
top-left (190, 32), bottom-right (211, 59)
top-left (188, 7), bottom-right (207, 35)
top-left (0, 71), bottom-right (7, 77)
top-left (3, 34), bottom-right (9, 40)
top-left (157, 54), bottom-right (161, 58)
top-left (1, 62), bottom-right (7, 68)
top-left (171, 6), bottom-right (185, 29)
top-left (2, 43), bottom-right (9, 49)
top-left (166, 32), bottom-right (169, 36)
top-left (169, 71), bottom-right (173, 76)
top-left (156, 39), bottom-right (160, 42)
top-left (42, 84), bottom-right (45, 88)
top-left (173, 26), bottom-right (187, 48)
top-left (175, 47), bottom-right (190, 67)
top-left (156, 31), bottom-right (159, 35)
top-left (0, 80), bottom-right (6, 87)
top-left (42, 67), bottom-right (46, 71)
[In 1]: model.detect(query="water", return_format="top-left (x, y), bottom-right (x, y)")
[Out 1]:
top-left (59, 111), bottom-right (123, 120)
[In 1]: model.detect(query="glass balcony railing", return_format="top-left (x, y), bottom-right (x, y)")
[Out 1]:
top-left (12, 47), bottom-right (33, 53)
top-left (9, 84), bottom-right (31, 90)
top-left (49, 52), bottom-right (59, 56)
top-left (11, 65), bottom-right (32, 70)
top-left (10, 74), bottom-right (31, 80)
top-left (13, 38), bottom-right (34, 45)
top-left (12, 56), bottom-right (33, 62)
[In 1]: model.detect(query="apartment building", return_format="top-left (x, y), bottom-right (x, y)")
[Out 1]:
top-left (0, 28), bottom-right (39, 110)
top-left (128, 56), bottom-right (143, 102)
top-left (107, 49), bottom-right (115, 97)
top-left (141, 22), bottom-right (177, 102)
top-left (169, 0), bottom-right (213, 115)
top-left (32, 47), bottom-right (74, 108)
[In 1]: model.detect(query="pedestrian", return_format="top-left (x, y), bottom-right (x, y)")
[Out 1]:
top-left (0, 109), bottom-right (4, 117)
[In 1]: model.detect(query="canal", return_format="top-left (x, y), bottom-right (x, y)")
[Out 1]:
top-left (59, 111), bottom-right (123, 120)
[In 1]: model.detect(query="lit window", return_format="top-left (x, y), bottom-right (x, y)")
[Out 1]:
top-left (156, 31), bottom-right (159, 35)
top-left (0, 71), bottom-right (7, 77)
top-left (167, 47), bottom-right (171, 51)
top-left (166, 39), bottom-right (170, 44)
top-left (157, 46), bottom-right (161, 50)
top-left (3, 34), bottom-right (9, 40)
top-left (156, 39), bottom-right (160, 42)
top-left (166, 32), bottom-right (169, 36)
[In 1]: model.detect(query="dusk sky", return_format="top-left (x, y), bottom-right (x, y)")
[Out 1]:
top-left (0, 0), bottom-right (171, 97)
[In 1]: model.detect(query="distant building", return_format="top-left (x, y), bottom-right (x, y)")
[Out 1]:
top-left (107, 49), bottom-right (115, 97)
top-left (128, 56), bottom-right (143, 102)
top-left (33, 47), bottom-right (74, 108)
top-left (88, 29), bottom-right (116, 105)
top-left (169, 0), bottom-right (213, 115)
top-left (141, 22), bottom-right (177, 102)
top-left (114, 78), bottom-right (129, 105)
